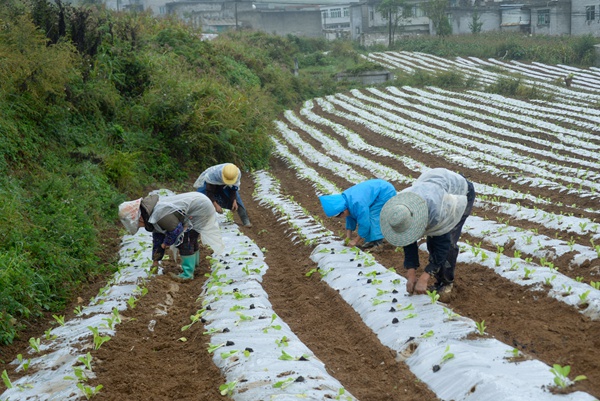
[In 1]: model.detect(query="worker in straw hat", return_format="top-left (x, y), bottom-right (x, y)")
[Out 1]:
top-left (380, 168), bottom-right (475, 297)
top-left (319, 179), bottom-right (397, 250)
top-left (118, 192), bottom-right (224, 280)
top-left (194, 163), bottom-right (252, 227)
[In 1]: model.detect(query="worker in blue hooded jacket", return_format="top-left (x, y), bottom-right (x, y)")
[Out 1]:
top-left (319, 179), bottom-right (397, 249)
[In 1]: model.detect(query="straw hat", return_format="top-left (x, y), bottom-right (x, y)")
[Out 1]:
top-left (380, 192), bottom-right (428, 247)
top-left (222, 163), bottom-right (240, 185)
top-left (118, 198), bottom-right (142, 235)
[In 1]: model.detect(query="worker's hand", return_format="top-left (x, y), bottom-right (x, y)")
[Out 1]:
top-left (161, 243), bottom-right (167, 249)
top-left (214, 203), bottom-right (223, 214)
top-left (348, 238), bottom-right (359, 247)
top-left (406, 269), bottom-right (417, 294)
top-left (414, 272), bottom-right (431, 295)
top-left (231, 199), bottom-right (239, 212)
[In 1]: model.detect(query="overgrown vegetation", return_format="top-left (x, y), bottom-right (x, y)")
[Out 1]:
top-left (381, 32), bottom-right (598, 67)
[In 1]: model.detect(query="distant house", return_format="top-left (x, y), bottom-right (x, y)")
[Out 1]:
top-left (498, 3), bottom-right (530, 33)
top-left (527, 0), bottom-right (571, 35)
top-left (570, 0), bottom-right (600, 35)
top-left (239, 8), bottom-right (323, 37)
top-left (98, 0), bottom-right (600, 38)
top-left (164, 0), bottom-right (252, 31)
top-left (321, 4), bottom-right (355, 40)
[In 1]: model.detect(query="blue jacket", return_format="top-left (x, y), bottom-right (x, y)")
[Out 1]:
top-left (320, 179), bottom-right (397, 242)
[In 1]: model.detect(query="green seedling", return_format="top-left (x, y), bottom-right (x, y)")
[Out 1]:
top-left (443, 308), bottom-right (459, 320)
top-left (181, 308), bottom-right (207, 331)
top-left (279, 350), bottom-right (310, 361)
top-left (74, 306), bottom-right (85, 316)
top-left (219, 381), bottom-right (237, 396)
top-left (335, 387), bottom-right (353, 400)
top-left (78, 352), bottom-right (93, 371)
top-left (476, 320), bottom-right (487, 335)
top-left (275, 336), bottom-right (289, 347)
top-left (440, 345), bottom-right (454, 364)
top-left (220, 350), bottom-right (239, 359)
top-left (494, 245), bottom-right (504, 267)
top-left (591, 281), bottom-right (600, 290)
top-left (550, 364), bottom-right (587, 389)
top-left (562, 284), bottom-right (573, 296)
top-left (126, 296), bottom-right (138, 309)
top-left (426, 290), bottom-right (440, 304)
top-left (578, 290), bottom-right (591, 305)
top-left (2, 369), bottom-right (13, 389)
top-left (507, 348), bottom-right (520, 358)
top-left (263, 314), bottom-right (282, 333)
top-left (64, 367), bottom-right (89, 382)
top-left (403, 313), bottom-right (417, 320)
top-left (273, 377), bottom-right (295, 389)
top-left (44, 328), bottom-right (57, 341)
top-left (234, 312), bottom-right (253, 326)
top-left (208, 342), bottom-right (227, 354)
top-left (420, 330), bottom-right (434, 338)
top-left (29, 337), bottom-right (42, 353)
top-left (77, 383), bottom-right (103, 400)
top-left (523, 267), bottom-right (535, 280)
top-left (88, 326), bottom-right (110, 350)
top-left (16, 354), bottom-right (31, 372)
top-left (305, 268), bottom-right (319, 277)
top-left (544, 275), bottom-right (556, 286)
top-left (575, 276), bottom-right (584, 283)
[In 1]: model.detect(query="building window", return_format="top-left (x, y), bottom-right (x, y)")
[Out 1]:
top-left (411, 5), bottom-right (424, 17)
top-left (322, 10), bottom-right (329, 19)
top-left (369, 8), bottom-right (374, 21)
top-left (343, 7), bottom-right (349, 17)
top-left (537, 9), bottom-right (550, 25)
top-left (586, 5), bottom-right (596, 21)
top-left (330, 8), bottom-right (342, 18)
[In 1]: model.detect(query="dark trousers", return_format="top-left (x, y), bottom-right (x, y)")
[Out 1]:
top-left (429, 180), bottom-right (476, 284)
top-left (152, 230), bottom-right (199, 261)
top-left (197, 183), bottom-right (249, 223)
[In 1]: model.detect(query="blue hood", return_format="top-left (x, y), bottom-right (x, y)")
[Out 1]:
top-left (319, 194), bottom-right (347, 217)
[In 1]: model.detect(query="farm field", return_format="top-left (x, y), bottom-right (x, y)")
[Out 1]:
top-left (1, 52), bottom-right (600, 401)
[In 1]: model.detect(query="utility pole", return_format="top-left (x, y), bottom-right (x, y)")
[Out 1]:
top-left (235, 0), bottom-right (239, 30)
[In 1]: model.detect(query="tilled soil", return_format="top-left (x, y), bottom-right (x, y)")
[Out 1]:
top-left (2, 84), bottom-right (599, 400)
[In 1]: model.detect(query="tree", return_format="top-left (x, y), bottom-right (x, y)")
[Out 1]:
top-left (377, 0), bottom-right (409, 48)
top-left (469, 6), bottom-right (483, 33)
top-left (424, 0), bottom-right (451, 36)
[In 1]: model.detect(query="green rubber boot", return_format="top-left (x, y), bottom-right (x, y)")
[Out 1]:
top-left (194, 250), bottom-right (200, 267)
top-left (177, 255), bottom-right (196, 280)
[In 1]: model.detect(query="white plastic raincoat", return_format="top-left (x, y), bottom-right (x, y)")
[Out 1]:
top-left (150, 192), bottom-right (224, 254)
top-left (403, 168), bottom-right (468, 237)
top-left (193, 163), bottom-right (241, 189)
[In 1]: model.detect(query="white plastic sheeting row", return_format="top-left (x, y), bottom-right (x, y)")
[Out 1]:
top-left (253, 169), bottom-right (597, 401)
top-left (0, 232), bottom-right (154, 401)
top-left (200, 222), bottom-right (356, 400)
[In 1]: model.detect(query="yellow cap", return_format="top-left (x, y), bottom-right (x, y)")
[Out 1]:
top-left (222, 163), bottom-right (239, 185)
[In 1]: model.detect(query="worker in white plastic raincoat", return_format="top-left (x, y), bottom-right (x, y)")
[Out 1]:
top-left (380, 168), bottom-right (476, 297)
top-left (193, 163), bottom-right (252, 227)
top-left (118, 192), bottom-right (224, 280)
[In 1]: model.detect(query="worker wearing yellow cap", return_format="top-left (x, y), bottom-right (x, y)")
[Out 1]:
top-left (193, 163), bottom-right (252, 227)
